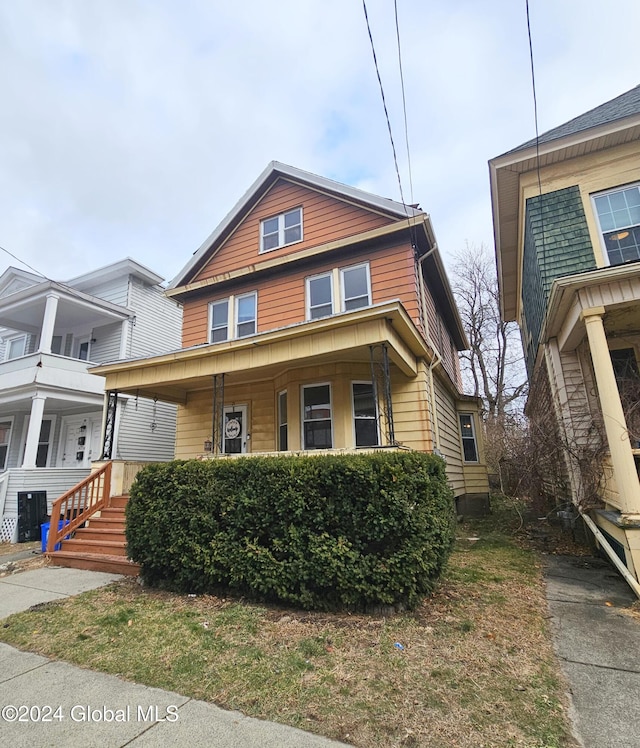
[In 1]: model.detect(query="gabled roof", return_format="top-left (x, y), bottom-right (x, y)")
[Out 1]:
top-left (169, 161), bottom-right (422, 289)
top-left (0, 267), bottom-right (45, 298)
top-left (67, 257), bottom-right (164, 290)
top-left (504, 83), bottom-right (640, 155)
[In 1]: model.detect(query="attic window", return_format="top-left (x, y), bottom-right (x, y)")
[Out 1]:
top-left (260, 207), bottom-right (302, 252)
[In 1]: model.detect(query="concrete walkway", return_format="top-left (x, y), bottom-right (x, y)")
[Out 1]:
top-left (0, 567), bottom-right (346, 748)
top-left (544, 555), bottom-right (640, 748)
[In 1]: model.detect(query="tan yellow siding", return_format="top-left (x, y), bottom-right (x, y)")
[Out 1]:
top-left (194, 180), bottom-right (394, 280)
top-left (174, 359), bottom-right (435, 458)
top-left (433, 373), bottom-right (465, 496)
top-left (390, 365), bottom-right (431, 452)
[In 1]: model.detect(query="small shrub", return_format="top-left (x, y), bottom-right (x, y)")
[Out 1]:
top-left (126, 451), bottom-right (455, 610)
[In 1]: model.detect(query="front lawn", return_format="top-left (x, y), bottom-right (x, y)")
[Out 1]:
top-left (0, 502), bottom-right (576, 747)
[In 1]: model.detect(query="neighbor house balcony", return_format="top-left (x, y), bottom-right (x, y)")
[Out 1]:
top-left (0, 352), bottom-right (106, 406)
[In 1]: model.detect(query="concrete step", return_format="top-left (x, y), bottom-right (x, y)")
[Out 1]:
top-left (49, 551), bottom-right (140, 576)
top-left (60, 538), bottom-right (128, 557)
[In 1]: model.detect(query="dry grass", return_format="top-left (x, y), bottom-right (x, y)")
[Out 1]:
top-left (0, 540), bottom-right (40, 557)
top-left (0, 507), bottom-right (577, 747)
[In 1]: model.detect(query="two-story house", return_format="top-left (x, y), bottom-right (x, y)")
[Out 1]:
top-left (92, 163), bottom-right (489, 515)
top-left (0, 258), bottom-right (182, 544)
top-left (490, 84), bottom-right (640, 582)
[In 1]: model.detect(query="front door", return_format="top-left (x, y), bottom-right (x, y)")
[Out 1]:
top-left (223, 405), bottom-right (248, 454)
top-left (61, 417), bottom-right (101, 467)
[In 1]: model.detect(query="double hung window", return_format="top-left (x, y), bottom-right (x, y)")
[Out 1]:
top-left (209, 292), bottom-right (257, 343)
top-left (459, 414), bottom-right (479, 463)
top-left (261, 208), bottom-right (302, 252)
top-left (302, 384), bottom-right (333, 449)
top-left (341, 264), bottom-right (371, 311)
top-left (0, 419), bottom-right (13, 470)
top-left (6, 335), bottom-right (27, 360)
top-left (278, 391), bottom-right (288, 451)
top-left (307, 273), bottom-right (333, 319)
top-left (352, 382), bottom-right (379, 447)
top-left (593, 184), bottom-right (640, 265)
top-left (305, 263), bottom-right (372, 321)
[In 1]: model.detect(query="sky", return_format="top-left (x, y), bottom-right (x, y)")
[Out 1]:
top-left (1, 0), bottom-right (639, 286)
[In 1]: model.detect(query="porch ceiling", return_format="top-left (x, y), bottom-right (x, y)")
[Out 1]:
top-left (547, 264), bottom-right (640, 351)
top-left (91, 302), bottom-right (428, 404)
top-left (0, 283), bottom-right (130, 335)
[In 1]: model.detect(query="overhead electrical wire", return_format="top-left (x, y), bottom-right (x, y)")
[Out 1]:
top-left (525, 0), bottom-right (547, 259)
top-left (361, 0), bottom-right (407, 210)
top-left (393, 0), bottom-right (414, 208)
top-left (0, 242), bottom-right (49, 281)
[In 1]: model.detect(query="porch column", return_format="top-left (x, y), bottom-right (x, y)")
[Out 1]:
top-left (119, 318), bottom-right (131, 359)
top-left (582, 307), bottom-right (640, 516)
top-left (39, 293), bottom-right (60, 354)
top-left (22, 393), bottom-right (47, 468)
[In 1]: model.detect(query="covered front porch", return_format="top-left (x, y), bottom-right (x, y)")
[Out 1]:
top-left (544, 264), bottom-right (640, 579)
top-left (92, 302), bottom-right (436, 461)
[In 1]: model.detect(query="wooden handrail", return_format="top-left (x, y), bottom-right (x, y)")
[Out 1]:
top-left (46, 462), bottom-right (112, 554)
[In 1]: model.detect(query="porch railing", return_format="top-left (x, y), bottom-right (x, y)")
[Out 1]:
top-left (46, 462), bottom-right (112, 554)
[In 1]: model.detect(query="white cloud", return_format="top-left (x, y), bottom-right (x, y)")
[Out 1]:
top-left (0, 0), bottom-right (638, 282)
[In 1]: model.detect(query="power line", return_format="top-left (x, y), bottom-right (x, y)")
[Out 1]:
top-left (525, 0), bottom-right (547, 276)
top-left (525, 0), bottom-right (543, 202)
top-left (0, 243), bottom-right (49, 281)
top-left (362, 0), bottom-right (407, 210)
top-left (393, 0), bottom-right (414, 207)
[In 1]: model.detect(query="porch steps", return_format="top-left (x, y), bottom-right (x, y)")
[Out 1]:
top-left (49, 494), bottom-right (140, 577)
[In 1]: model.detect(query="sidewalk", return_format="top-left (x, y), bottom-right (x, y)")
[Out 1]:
top-left (0, 567), bottom-right (346, 748)
top-left (544, 554), bottom-right (640, 748)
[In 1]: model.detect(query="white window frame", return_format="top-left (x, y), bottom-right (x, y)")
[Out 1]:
top-left (301, 383), bottom-right (333, 450)
top-left (5, 334), bottom-right (28, 361)
top-left (277, 390), bottom-right (288, 451)
top-left (260, 207), bottom-right (303, 253)
top-left (459, 413), bottom-right (479, 463)
top-left (592, 182), bottom-right (640, 267)
top-left (209, 298), bottom-right (230, 343)
top-left (340, 262), bottom-right (372, 312)
top-left (0, 416), bottom-right (15, 471)
top-left (20, 415), bottom-right (57, 468)
top-left (235, 292), bottom-right (257, 338)
top-left (209, 292), bottom-right (258, 343)
top-left (351, 381), bottom-right (379, 448)
top-left (305, 272), bottom-right (334, 320)
top-left (305, 262), bottom-right (372, 321)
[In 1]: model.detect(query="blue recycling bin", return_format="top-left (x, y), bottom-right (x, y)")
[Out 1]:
top-left (41, 520), bottom-right (70, 553)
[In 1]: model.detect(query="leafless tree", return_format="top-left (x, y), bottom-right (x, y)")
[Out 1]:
top-left (450, 243), bottom-right (527, 421)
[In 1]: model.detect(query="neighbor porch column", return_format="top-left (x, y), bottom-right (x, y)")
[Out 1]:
top-left (22, 393), bottom-right (47, 468)
top-left (39, 292), bottom-right (60, 354)
top-left (582, 306), bottom-right (640, 516)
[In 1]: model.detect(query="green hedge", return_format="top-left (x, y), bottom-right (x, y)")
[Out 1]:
top-left (125, 451), bottom-right (455, 610)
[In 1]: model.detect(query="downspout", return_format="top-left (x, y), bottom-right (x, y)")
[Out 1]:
top-left (579, 510), bottom-right (640, 600)
top-left (417, 246), bottom-right (443, 452)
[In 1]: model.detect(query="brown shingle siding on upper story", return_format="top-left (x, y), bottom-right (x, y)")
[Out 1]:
top-left (180, 240), bottom-right (420, 348)
top-left (192, 180), bottom-right (394, 282)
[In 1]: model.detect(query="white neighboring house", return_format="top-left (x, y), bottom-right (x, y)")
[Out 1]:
top-left (0, 258), bottom-right (182, 543)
